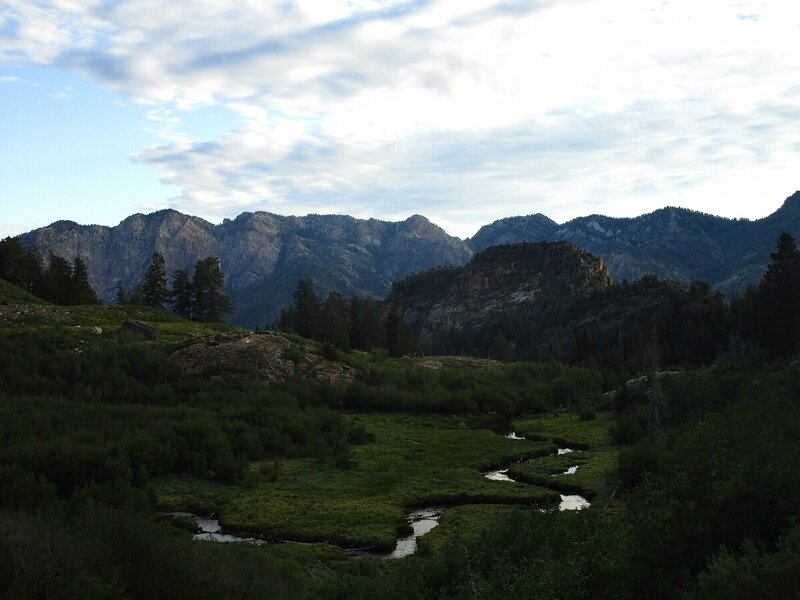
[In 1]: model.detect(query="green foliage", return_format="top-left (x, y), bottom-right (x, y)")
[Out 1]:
top-left (169, 268), bottom-right (192, 319)
top-left (758, 232), bottom-right (800, 356)
top-left (349, 295), bottom-right (385, 351)
top-left (2, 269), bottom-right (800, 599)
top-left (281, 279), bottom-right (408, 356)
top-left (70, 257), bottom-right (99, 305)
top-left (0, 277), bottom-right (47, 305)
top-left (0, 243), bottom-right (101, 306)
top-left (385, 306), bottom-right (413, 357)
top-left (142, 252), bottom-right (170, 308)
top-left (191, 257), bottom-right (233, 322)
top-left (321, 291), bottom-right (350, 349)
top-left (324, 508), bottom-right (632, 600)
top-left (617, 441), bottom-right (667, 487)
top-left (578, 402), bottom-right (596, 421)
top-left (688, 523), bottom-right (800, 599)
top-left (0, 236), bottom-right (42, 294)
top-left (290, 278), bottom-right (322, 339)
top-left (282, 344), bottom-right (305, 365)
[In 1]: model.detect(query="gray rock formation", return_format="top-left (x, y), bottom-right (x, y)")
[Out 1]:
top-left (20, 211), bottom-right (472, 327)
top-left (384, 242), bottom-right (612, 354)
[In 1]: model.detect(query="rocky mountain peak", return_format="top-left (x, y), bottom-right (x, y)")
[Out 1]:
top-left (20, 210), bottom-right (472, 327)
top-left (775, 191), bottom-right (800, 217)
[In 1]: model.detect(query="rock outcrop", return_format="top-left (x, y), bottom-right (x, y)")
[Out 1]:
top-left (384, 242), bottom-right (612, 354)
top-left (171, 331), bottom-right (356, 385)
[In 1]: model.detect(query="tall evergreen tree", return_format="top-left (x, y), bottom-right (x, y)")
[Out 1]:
top-left (35, 253), bottom-right (74, 305)
top-left (0, 237), bottom-right (42, 293)
top-left (142, 252), bottom-right (169, 308)
top-left (170, 269), bottom-right (193, 319)
top-left (321, 291), bottom-right (350, 349)
top-left (291, 278), bottom-right (321, 340)
top-left (0, 237), bottom-right (24, 284)
top-left (385, 307), bottom-right (413, 358)
top-left (759, 232), bottom-right (800, 356)
top-left (70, 257), bottom-right (99, 305)
top-left (115, 286), bottom-right (130, 305)
top-left (349, 295), bottom-right (385, 350)
top-left (191, 257), bottom-right (232, 322)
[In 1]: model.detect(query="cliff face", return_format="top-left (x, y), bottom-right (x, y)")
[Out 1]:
top-left (467, 191), bottom-right (800, 295)
top-left (20, 211), bottom-right (473, 327)
top-left (384, 242), bottom-right (612, 354)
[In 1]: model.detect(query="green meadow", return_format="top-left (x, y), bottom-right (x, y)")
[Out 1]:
top-left (157, 413), bottom-right (563, 551)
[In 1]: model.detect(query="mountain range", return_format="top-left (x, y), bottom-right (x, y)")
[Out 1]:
top-left (17, 191), bottom-right (800, 327)
top-left (20, 210), bottom-right (471, 327)
top-left (467, 191), bottom-right (800, 296)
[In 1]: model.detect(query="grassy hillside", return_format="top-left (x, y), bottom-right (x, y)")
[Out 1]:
top-left (0, 277), bottom-right (47, 305)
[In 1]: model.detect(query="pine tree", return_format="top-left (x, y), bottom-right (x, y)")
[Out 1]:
top-left (0, 237), bottom-right (42, 293)
top-left (191, 257), bottom-right (232, 322)
top-left (291, 278), bottom-right (321, 340)
top-left (385, 307), bottom-right (413, 358)
top-left (759, 232), bottom-right (800, 356)
top-left (349, 295), bottom-right (385, 350)
top-left (142, 252), bottom-right (169, 308)
top-left (36, 254), bottom-right (73, 304)
top-left (170, 269), bottom-right (193, 319)
top-left (0, 237), bottom-right (24, 283)
top-left (321, 291), bottom-right (350, 348)
top-left (116, 286), bottom-right (130, 305)
top-left (70, 257), bottom-right (99, 304)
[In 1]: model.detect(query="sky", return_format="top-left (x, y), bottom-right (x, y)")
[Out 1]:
top-left (1, 0), bottom-right (799, 240)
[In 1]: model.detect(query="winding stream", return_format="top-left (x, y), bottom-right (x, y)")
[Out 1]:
top-left (168, 433), bottom-right (591, 558)
top-left (484, 468), bottom-right (515, 482)
top-left (167, 509), bottom-right (443, 559)
top-left (168, 512), bottom-right (266, 545)
top-left (384, 508), bottom-right (443, 559)
top-left (483, 438), bottom-right (591, 512)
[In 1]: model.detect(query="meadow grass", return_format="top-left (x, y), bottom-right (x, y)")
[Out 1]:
top-left (508, 413), bottom-right (618, 497)
top-left (156, 413), bottom-right (559, 550)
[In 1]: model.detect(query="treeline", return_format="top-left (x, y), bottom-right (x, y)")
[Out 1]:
top-left (0, 240), bottom-right (234, 323)
top-left (278, 278), bottom-right (414, 358)
top-left (0, 237), bottom-right (98, 305)
top-left (117, 253), bottom-right (233, 322)
top-left (344, 359), bottom-right (601, 415)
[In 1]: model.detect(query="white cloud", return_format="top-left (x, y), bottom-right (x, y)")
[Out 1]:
top-left (2, 0), bottom-right (800, 236)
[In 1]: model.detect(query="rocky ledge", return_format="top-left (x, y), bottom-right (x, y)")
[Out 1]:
top-left (171, 331), bottom-right (356, 385)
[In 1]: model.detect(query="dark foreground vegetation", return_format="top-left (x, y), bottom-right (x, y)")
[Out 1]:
top-left (0, 233), bottom-right (798, 598)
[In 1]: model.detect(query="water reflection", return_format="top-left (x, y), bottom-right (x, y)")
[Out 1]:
top-left (559, 495), bottom-right (590, 510)
top-left (386, 508), bottom-right (443, 559)
top-left (484, 469), bottom-right (515, 482)
top-left (168, 512), bottom-right (266, 544)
